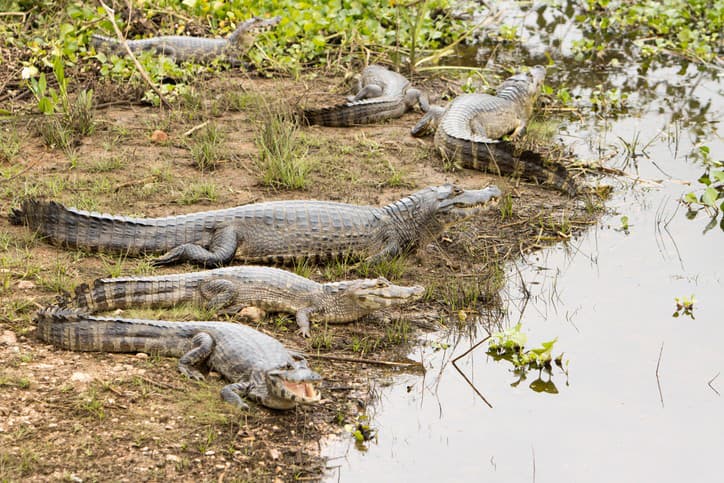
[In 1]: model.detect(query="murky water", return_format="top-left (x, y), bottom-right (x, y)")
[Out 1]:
top-left (323, 3), bottom-right (723, 482)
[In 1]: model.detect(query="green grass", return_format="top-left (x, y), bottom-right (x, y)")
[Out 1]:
top-left (255, 106), bottom-right (312, 190)
top-left (0, 127), bottom-right (21, 163)
top-left (178, 181), bottom-right (220, 205)
top-left (189, 123), bottom-right (226, 172)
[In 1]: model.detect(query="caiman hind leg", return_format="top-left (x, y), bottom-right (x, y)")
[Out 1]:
top-left (347, 83), bottom-right (384, 102)
top-left (151, 225), bottom-right (238, 267)
top-left (178, 332), bottom-right (214, 380)
top-left (199, 278), bottom-right (249, 315)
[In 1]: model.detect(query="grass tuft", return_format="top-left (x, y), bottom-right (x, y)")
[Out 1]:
top-left (255, 105), bottom-right (311, 190)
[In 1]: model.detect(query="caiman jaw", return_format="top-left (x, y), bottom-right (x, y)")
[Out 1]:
top-left (282, 381), bottom-right (321, 402)
top-left (269, 368), bottom-right (322, 405)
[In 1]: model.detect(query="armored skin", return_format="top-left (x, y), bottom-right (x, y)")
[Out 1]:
top-left (69, 266), bottom-right (425, 337)
top-left (91, 16), bottom-right (281, 65)
top-left (302, 65), bottom-right (430, 126)
top-left (10, 184), bottom-right (501, 267)
top-left (412, 66), bottom-right (580, 195)
top-left (35, 306), bottom-right (322, 410)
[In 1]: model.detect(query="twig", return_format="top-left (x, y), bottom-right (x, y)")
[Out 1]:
top-left (114, 175), bottom-right (155, 192)
top-left (707, 372), bottom-right (720, 396)
top-left (98, 0), bottom-right (171, 110)
top-left (139, 376), bottom-right (179, 390)
top-left (0, 161), bottom-right (37, 183)
top-left (655, 342), bottom-right (664, 408)
top-left (451, 336), bottom-right (493, 408)
top-left (307, 353), bottom-right (423, 369)
top-left (183, 120), bottom-right (209, 137)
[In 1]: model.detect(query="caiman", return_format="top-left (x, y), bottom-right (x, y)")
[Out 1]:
top-left (91, 16), bottom-right (281, 65)
top-left (68, 266), bottom-right (425, 337)
top-left (302, 64), bottom-right (430, 126)
top-left (411, 66), bottom-right (580, 196)
top-left (10, 183), bottom-right (501, 267)
top-left (35, 306), bottom-right (321, 410)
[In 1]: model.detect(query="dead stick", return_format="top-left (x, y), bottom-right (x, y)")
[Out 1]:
top-left (655, 342), bottom-right (664, 408)
top-left (139, 376), bottom-right (179, 390)
top-left (307, 353), bottom-right (423, 369)
top-left (452, 335), bottom-right (493, 408)
top-left (707, 372), bottom-right (720, 396)
top-left (98, 0), bottom-right (171, 110)
top-left (114, 175), bottom-right (155, 192)
top-left (183, 120), bottom-right (209, 137)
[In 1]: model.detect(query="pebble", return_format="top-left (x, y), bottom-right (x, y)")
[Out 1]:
top-left (150, 130), bottom-right (169, 142)
top-left (0, 330), bottom-right (17, 345)
top-left (165, 454), bottom-right (180, 463)
top-left (16, 280), bottom-right (36, 290)
top-left (70, 372), bottom-right (93, 383)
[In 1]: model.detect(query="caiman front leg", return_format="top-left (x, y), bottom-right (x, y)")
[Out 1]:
top-left (178, 332), bottom-right (214, 380)
top-left (220, 382), bottom-right (253, 410)
top-left (295, 307), bottom-right (315, 338)
top-left (151, 225), bottom-right (238, 267)
top-left (410, 105), bottom-right (445, 137)
top-left (405, 88), bottom-right (431, 112)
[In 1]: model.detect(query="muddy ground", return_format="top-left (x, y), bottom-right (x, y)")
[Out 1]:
top-left (0, 69), bottom-right (601, 481)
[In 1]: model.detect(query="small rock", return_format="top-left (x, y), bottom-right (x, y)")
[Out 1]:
top-left (204, 450), bottom-right (215, 456)
top-left (0, 330), bottom-right (17, 345)
top-left (239, 306), bottom-right (265, 322)
top-left (70, 372), bottom-right (93, 383)
top-left (150, 130), bottom-right (169, 142)
top-left (269, 448), bottom-right (281, 460)
top-left (165, 454), bottom-right (180, 463)
top-left (135, 352), bottom-right (149, 359)
top-left (16, 280), bottom-right (35, 290)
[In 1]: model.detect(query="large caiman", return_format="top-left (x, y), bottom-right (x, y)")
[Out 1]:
top-left (35, 306), bottom-right (321, 410)
top-left (412, 66), bottom-right (581, 196)
top-left (302, 65), bottom-right (430, 126)
top-left (91, 16), bottom-right (281, 66)
top-left (68, 265), bottom-right (424, 337)
top-left (10, 184), bottom-right (501, 267)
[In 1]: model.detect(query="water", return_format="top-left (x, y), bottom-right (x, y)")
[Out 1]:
top-left (323, 3), bottom-right (723, 482)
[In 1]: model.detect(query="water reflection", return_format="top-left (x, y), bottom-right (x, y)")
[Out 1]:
top-left (323, 2), bottom-right (723, 480)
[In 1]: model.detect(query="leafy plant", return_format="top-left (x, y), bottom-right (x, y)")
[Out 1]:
top-left (572, 0), bottom-right (722, 63)
top-left (682, 147), bottom-right (723, 233)
top-left (487, 323), bottom-right (568, 393)
top-left (673, 295), bottom-right (696, 319)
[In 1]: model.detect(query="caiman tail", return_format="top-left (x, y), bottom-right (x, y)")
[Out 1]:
top-left (73, 273), bottom-right (204, 312)
top-left (9, 199), bottom-right (200, 255)
top-left (435, 131), bottom-right (581, 196)
top-left (35, 306), bottom-right (192, 356)
top-left (301, 98), bottom-right (407, 127)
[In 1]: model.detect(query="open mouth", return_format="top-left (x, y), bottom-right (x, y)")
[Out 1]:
top-left (283, 381), bottom-right (321, 402)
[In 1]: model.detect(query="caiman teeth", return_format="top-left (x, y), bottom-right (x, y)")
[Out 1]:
top-left (284, 381), bottom-right (320, 401)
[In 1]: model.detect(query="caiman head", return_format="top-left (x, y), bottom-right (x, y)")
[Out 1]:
top-left (322, 277), bottom-right (425, 320)
top-left (264, 360), bottom-right (322, 410)
top-left (408, 184), bottom-right (502, 227)
top-left (495, 65), bottom-right (546, 107)
top-left (228, 15), bottom-right (282, 47)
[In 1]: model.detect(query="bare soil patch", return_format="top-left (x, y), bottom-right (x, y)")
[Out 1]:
top-left (0, 70), bottom-right (602, 481)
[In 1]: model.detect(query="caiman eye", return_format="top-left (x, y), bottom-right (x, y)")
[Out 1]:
top-left (451, 186), bottom-right (463, 196)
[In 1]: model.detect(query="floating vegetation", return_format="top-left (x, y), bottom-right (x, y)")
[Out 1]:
top-left (487, 323), bottom-right (568, 394)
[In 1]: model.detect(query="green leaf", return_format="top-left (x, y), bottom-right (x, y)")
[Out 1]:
top-left (698, 174), bottom-right (711, 186)
top-left (711, 170), bottom-right (724, 183)
top-left (701, 187), bottom-right (718, 207)
top-left (683, 192), bottom-right (698, 203)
